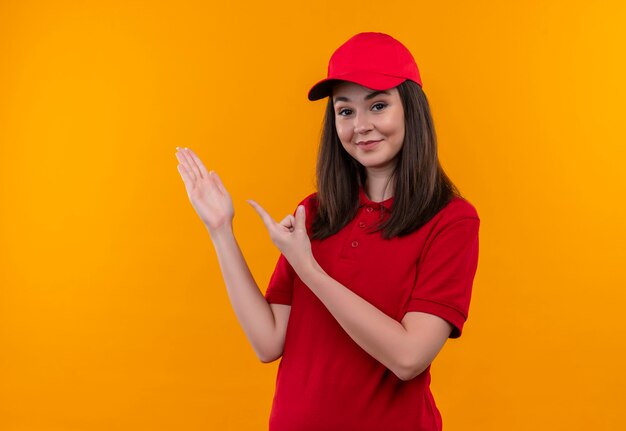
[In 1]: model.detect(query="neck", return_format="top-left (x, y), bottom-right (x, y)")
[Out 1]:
top-left (364, 168), bottom-right (394, 202)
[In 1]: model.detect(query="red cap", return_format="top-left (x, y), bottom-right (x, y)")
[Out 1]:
top-left (307, 32), bottom-right (422, 101)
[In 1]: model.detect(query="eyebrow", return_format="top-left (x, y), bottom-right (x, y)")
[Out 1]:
top-left (333, 90), bottom-right (391, 104)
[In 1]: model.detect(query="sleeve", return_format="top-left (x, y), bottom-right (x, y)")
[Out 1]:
top-left (264, 252), bottom-right (296, 305)
top-left (405, 216), bottom-right (480, 338)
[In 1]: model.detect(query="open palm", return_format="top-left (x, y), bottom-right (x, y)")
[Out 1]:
top-left (175, 147), bottom-right (234, 234)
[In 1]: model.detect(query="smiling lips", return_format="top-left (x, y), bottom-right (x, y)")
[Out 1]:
top-left (356, 139), bottom-right (382, 149)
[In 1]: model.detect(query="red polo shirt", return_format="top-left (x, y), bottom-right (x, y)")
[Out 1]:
top-left (264, 187), bottom-right (480, 431)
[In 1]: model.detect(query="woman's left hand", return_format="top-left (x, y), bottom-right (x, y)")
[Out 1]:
top-left (248, 200), bottom-right (313, 273)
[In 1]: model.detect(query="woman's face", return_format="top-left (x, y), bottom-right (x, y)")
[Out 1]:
top-left (332, 82), bottom-right (405, 175)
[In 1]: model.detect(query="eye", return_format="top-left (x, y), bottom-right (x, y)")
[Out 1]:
top-left (372, 102), bottom-right (387, 111)
top-left (337, 108), bottom-right (353, 116)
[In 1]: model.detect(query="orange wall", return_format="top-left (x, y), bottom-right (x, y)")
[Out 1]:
top-left (1, 1), bottom-right (625, 430)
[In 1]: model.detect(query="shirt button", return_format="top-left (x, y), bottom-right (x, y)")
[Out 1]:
top-left (366, 206), bottom-right (374, 213)
top-left (351, 240), bottom-right (359, 248)
top-left (358, 221), bottom-right (366, 228)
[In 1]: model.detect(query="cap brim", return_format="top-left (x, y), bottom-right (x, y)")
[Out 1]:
top-left (307, 72), bottom-right (406, 101)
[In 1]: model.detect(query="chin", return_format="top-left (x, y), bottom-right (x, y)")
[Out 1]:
top-left (357, 161), bottom-right (396, 171)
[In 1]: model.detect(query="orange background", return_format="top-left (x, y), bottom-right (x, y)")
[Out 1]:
top-left (1, 1), bottom-right (625, 430)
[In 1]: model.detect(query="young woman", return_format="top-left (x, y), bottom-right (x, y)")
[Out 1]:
top-left (175, 32), bottom-right (480, 431)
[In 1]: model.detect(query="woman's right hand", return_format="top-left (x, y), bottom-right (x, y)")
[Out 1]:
top-left (175, 147), bottom-right (234, 235)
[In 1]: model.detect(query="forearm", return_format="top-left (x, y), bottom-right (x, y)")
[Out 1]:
top-left (297, 259), bottom-right (416, 380)
top-left (209, 225), bottom-right (280, 362)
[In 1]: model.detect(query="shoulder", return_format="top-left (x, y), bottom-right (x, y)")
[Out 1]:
top-left (441, 196), bottom-right (480, 221)
top-left (416, 197), bottom-right (480, 255)
top-left (296, 191), bottom-right (319, 210)
top-left (428, 196), bottom-right (480, 233)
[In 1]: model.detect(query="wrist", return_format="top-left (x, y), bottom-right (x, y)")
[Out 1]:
top-left (207, 223), bottom-right (234, 244)
top-left (294, 254), bottom-right (324, 284)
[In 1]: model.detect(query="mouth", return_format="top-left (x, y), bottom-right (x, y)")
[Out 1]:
top-left (356, 139), bottom-right (383, 149)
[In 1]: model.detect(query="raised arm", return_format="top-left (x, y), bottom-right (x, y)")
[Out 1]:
top-left (175, 147), bottom-right (290, 363)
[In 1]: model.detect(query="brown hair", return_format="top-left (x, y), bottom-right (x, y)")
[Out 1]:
top-left (311, 80), bottom-right (462, 240)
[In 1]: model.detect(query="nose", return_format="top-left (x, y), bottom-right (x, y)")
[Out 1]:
top-left (353, 113), bottom-right (373, 135)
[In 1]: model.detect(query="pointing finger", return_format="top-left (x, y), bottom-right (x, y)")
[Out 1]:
top-left (247, 200), bottom-right (277, 231)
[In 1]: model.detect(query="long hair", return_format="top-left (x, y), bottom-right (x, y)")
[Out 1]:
top-left (311, 80), bottom-right (462, 240)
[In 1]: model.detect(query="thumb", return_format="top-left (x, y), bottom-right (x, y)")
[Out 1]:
top-left (294, 205), bottom-right (306, 232)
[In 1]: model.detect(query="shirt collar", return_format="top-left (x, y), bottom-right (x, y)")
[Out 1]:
top-left (358, 185), bottom-right (394, 211)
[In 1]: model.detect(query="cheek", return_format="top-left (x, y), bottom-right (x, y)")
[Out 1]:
top-left (397, 123), bottom-right (406, 142)
top-left (381, 114), bottom-right (404, 137)
top-left (335, 122), bottom-right (352, 144)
